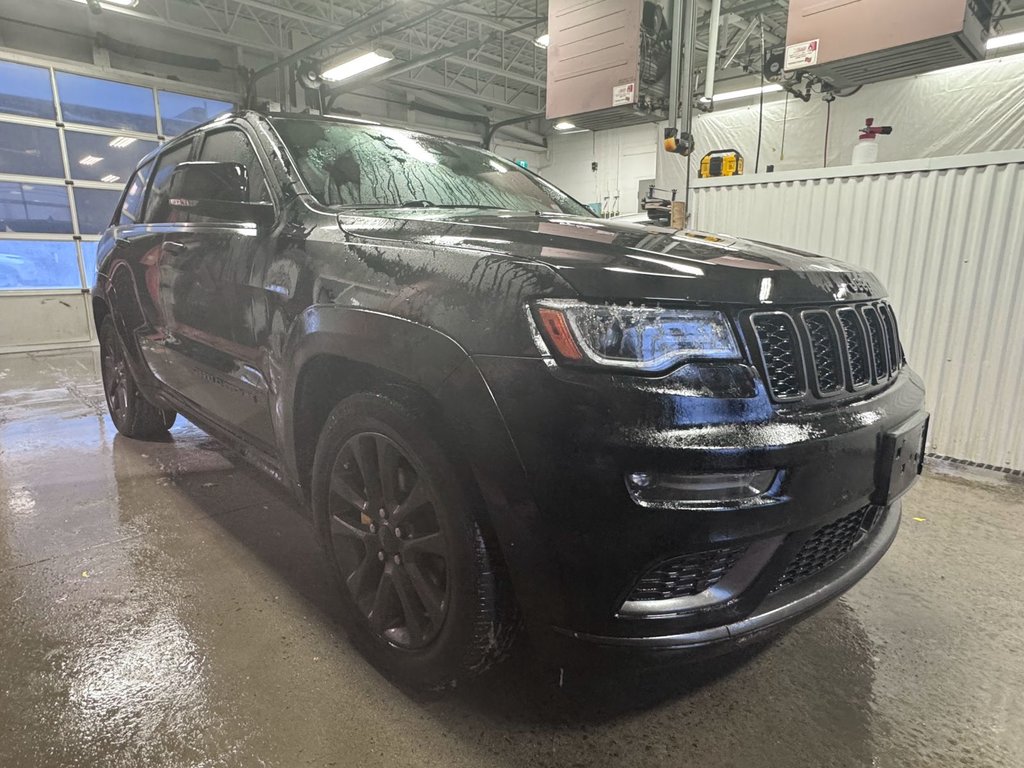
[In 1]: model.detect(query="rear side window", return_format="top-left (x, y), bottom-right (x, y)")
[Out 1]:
top-left (197, 128), bottom-right (271, 203)
top-left (143, 140), bottom-right (193, 223)
top-left (118, 159), bottom-right (153, 226)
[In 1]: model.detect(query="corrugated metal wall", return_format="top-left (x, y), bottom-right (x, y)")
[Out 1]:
top-left (691, 152), bottom-right (1024, 472)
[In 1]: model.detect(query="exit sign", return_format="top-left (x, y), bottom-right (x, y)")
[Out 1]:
top-left (513, 159), bottom-right (528, 169)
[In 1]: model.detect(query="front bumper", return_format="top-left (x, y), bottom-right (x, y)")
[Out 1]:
top-left (561, 499), bottom-right (901, 651)
top-left (467, 355), bottom-right (927, 645)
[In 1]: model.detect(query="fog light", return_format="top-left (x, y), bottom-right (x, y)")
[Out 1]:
top-left (625, 470), bottom-right (778, 507)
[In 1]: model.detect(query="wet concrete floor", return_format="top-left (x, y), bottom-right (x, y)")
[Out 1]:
top-left (2, 347), bottom-right (1023, 768)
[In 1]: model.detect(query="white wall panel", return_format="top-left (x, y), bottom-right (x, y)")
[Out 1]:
top-left (691, 152), bottom-right (1024, 472)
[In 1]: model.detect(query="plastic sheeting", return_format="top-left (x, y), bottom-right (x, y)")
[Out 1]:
top-left (677, 51), bottom-right (1024, 183)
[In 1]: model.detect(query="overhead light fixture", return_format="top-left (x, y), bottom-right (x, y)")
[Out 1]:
top-left (553, 121), bottom-right (576, 131)
top-left (320, 50), bottom-right (393, 83)
top-left (108, 136), bottom-right (137, 148)
top-left (70, 0), bottom-right (139, 8)
top-left (79, 155), bottom-right (103, 166)
top-left (535, 33), bottom-right (550, 48)
top-left (708, 83), bottom-right (784, 103)
top-left (100, 174), bottom-right (120, 183)
top-left (987, 30), bottom-right (1024, 50)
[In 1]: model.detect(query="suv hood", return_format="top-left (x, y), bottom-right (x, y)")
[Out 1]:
top-left (336, 210), bottom-right (885, 305)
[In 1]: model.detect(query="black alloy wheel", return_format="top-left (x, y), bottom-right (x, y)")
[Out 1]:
top-left (328, 432), bottom-right (450, 650)
top-left (102, 324), bottom-right (132, 425)
top-left (98, 316), bottom-right (176, 438)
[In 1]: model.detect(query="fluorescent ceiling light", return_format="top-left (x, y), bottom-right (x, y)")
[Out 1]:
top-left (553, 121), bottom-right (576, 130)
top-left (320, 50), bottom-right (393, 82)
top-left (487, 160), bottom-right (508, 173)
top-left (987, 30), bottom-right (1024, 50)
top-left (709, 84), bottom-right (784, 103)
top-left (101, 174), bottom-right (120, 183)
top-left (535, 33), bottom-right (550, 47)
top-left (70, 0), bottom-right (139, 7)
top-left (79, 155), bottom-right (103, 166)
top-left (108, 136), bottom-right (137, 148)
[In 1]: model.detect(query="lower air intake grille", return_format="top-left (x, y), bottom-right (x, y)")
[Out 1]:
top-left (628, 545), bottom-right (748, 601)
top-left (772, 505), bottom-right (880, 592)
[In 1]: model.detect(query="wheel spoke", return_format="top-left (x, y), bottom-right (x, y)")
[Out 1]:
top-left (376, 437), bottom-right (400, 512)
top-left (402, 531), bottom-right (445, 558)
top-left (329, 469), bottom-right (369, 515)
top-left (346, 552), bottom-right (378, 609)
top-left (403, 561), bottom-right (445, 626)
top-left (352, 435), bottom-right (382, 511)
top-left (391, 566), bottom-right (427, 646)
top-left (391, 478), bottom-right (429, 526)
top-left (330, 513), bottom-right (371, 542)
top-left (368, 568), bottom-right (397, 632)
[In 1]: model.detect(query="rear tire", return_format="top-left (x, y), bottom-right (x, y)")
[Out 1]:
top-left (99, 315), bottom-right (176, 438)
top-left (311, 391), bottom-right (518, 690)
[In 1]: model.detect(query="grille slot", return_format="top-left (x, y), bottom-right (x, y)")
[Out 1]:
top-left (861, 305), bottom-right (889, 382)
top-left (802, 311), bottom-right (844, 394)
top-left (772, 505), bottom-right (880, 592)
top-left (751, 313), bottom-right (805, 400)
top-left (628, 545), bottom-right (748, 601)
top-left (836, 308), bottom-right (871, 388)
top-left (877, 303), bottom-right (901, 374)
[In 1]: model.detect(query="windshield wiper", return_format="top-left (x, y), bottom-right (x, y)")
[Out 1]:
top-left (398, 200), bottom-right (507, 209)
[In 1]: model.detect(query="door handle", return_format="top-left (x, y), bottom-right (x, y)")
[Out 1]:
top-left (162, 241), bottom-right (186, 254)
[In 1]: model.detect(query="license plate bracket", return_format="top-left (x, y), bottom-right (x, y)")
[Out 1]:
top-left (873, 413), bottom-right (929, 506)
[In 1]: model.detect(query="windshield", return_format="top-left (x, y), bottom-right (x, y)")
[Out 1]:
top-left (270, 117), bottom-right (592, 216)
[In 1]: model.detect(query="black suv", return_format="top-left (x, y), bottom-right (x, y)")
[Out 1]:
top-left (93, 111), bottom-right (928, 689)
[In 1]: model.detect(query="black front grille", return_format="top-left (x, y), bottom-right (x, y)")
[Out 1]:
top-left (628, 545), bottom-right (748, 601)
top-left (772, 505), bottom-right (880, 592)
top-left (750, 314), bottom-right (804, 399)
top-left (748, 301), bottom-right (904, 403)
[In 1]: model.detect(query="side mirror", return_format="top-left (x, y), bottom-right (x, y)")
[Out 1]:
top-left (168, 161), bottom-right (274, 227)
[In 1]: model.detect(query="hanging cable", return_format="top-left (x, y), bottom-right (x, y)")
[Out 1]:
top-left (754, 17), bottom-right (766, 173)
top-left (780, 92), bottom-right (790, 163)
top-left (823, 98), bottom-right (832, 167)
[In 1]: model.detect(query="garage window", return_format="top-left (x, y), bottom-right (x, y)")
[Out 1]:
top-left (0, 181), bottom-right (73, 234)
top-left (0, 240), bottom-right (81, 290)
top-left (159, 91), bottom-right (232, 136)
top-left (0, 60), bottom-right (56, 120)
top-left (64, 130), bottom-right (159, 184)
top-left (0, 54), bottom-right (233, 291)
top-left (73, 188), bottom-right (122, 234)
top-left (55, 72), bottom-right (158, 134)
top-left (0, 121), bottom-right (64, 178)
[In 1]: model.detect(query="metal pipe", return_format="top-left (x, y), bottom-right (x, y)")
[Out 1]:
top-left (703, 0), bottom-right (722, 101)
top-left (721, 16), bottom-right (758, 71)
top-left (666, 0), bottom-right (685, 128)
top-left (679, 0), bottom-right (698, 135)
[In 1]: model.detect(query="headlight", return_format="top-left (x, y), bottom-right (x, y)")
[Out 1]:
top-left (532, 299), bottom-right (741, 372)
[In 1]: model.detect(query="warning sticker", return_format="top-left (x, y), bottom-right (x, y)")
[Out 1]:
top-left (785, 39), bottom-right (819, 70)
top-left (612, 82), bottom-right (636, 106)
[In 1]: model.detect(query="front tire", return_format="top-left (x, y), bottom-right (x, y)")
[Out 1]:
top-left (311, 392), bottom-right (518, 690)
top-left (99, 316), bottom-right (176, 438)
